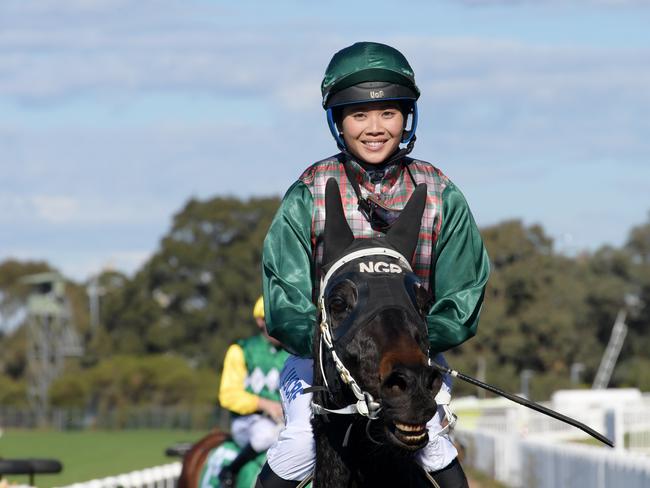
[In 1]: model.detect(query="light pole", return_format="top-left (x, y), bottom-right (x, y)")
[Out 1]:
top-left (520, 369), bottom-right (534, 399)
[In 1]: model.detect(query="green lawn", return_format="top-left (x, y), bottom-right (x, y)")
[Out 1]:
top-left (0, 429), bottom-right (207, 487)
top-left (465, 467), bottom-right (508, 488)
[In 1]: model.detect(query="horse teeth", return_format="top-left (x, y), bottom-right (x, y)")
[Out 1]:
top-left (394, 422), bottom-right (425, 432)
top-left (403, 432), bottom-right (427, 442)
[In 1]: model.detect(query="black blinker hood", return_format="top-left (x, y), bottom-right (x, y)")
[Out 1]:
top-left (323, 254), bottom-right (424, 343)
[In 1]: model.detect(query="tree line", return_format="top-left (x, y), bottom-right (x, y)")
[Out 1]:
top-left (1, 194), bottom-right (649, 410)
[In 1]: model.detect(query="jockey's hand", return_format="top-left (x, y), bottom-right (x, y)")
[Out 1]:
top-left (258, 397), bottom-right (284, 424)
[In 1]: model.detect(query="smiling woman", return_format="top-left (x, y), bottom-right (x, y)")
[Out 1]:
top-left (340, 102), bottom-right (405, 164)
top-left (257, 41), bottom-right (490, 488)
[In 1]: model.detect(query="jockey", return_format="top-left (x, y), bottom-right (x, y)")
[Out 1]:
top-left (217, 296), bottom-right (289, 487)
top-left (257, 41), bottom-right (490, 488)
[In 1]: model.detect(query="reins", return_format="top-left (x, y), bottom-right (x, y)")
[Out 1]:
top-left (431, 361), bottom-right (614, 447)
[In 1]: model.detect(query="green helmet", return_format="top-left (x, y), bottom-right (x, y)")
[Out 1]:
top-left (321, 42), bottom-right (420, 149)
top-left (321, 41), bottom-right (420, 109)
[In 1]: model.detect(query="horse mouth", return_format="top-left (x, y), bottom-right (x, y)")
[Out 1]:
top-left (387, 421), bottom-right (428, 449)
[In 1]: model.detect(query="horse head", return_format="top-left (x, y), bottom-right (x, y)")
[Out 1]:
top-left (314, 178), bottom-right (442, 457)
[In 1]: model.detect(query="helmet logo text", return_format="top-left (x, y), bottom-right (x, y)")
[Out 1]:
top-left (369, 90), bottom-right (385, 99)
top-left (359, 261), bottom-right (402, 274)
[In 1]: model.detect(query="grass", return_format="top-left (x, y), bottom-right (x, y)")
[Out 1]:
top-left (465, 467), bottom-right (508, 488)
top-left (0, 429), bottom-right (510, 488)
top-left (0, 428), bottom-right (206, 488)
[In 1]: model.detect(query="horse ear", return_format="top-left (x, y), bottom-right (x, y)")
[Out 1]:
top-left (385, 183), bottom-right (427, 261)
top-left (323, 178), bottom-right (354, 264)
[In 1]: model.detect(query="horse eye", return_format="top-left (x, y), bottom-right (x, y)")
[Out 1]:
top-left (329, 296), bottom-right (348, 314)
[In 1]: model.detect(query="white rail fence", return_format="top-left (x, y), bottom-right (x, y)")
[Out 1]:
top-left (54, 462), bottom-right (181, 488)
top-left (457, 429), bottom-right (650, 488)
top-left (20, 390), bottom-right (650, 488)
top-left (454, 390), bottom-right (650, 453)
top-left (623, 404), bottom-right (650, 454)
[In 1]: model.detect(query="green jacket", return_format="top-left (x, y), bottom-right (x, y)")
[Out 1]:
top-left (262, 155), bottom-right (490, 357)
top-left (238, 334), bottom-right (288, 402)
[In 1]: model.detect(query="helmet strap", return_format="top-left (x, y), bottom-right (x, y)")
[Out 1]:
top-left (401, 102), bottom-right (418, 144)
top-left (327, 108), bottom-right (346, 151)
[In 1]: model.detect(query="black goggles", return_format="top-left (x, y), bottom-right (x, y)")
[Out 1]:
top-left (358, 193), bottom-right (402, 233)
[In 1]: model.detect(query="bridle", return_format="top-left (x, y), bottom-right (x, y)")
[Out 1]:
top-left (311, 246), bottom-right (414, 421)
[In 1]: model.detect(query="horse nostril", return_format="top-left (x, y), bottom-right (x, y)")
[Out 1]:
top-left (383, 372), bottom-right (408, 395)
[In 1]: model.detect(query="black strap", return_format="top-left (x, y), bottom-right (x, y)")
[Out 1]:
top-left (224, 443), bottom-right (259, 474)
top-left (338, 152), bottom-right (418, 219)
top-left (302, 385), bottom-right (328, 394)
top-left (256, 463), bottom-right (302, 488)
top-left (340, 155), bottom-right (372, 215)
top-left (427, 457), bottom-right (468, 488)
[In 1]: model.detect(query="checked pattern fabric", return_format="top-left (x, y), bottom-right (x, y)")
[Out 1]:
top-left (300, 154), bottom-right (448, 291)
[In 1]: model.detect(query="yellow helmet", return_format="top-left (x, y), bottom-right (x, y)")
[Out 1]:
top-left (253, 296), bottom-right (265, 319)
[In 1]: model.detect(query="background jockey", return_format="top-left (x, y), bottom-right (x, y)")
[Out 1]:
top-left (257, 41), bottom-right (490, 488)
top-left (217, 296), bottom-right (289, 487)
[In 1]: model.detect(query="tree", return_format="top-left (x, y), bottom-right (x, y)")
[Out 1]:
top-left (625, 212), bottom-right (650, 265)
top-left (619, 216), bottom-right (650, 370)
top-left (101, 195), bottom-right (281, 369)
top-left (449, 220), bottom-right (623, 399)
top-left (4, 197), bottom-right (650, 408)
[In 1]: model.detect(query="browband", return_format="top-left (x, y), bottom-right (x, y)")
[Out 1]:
top-left (319, 247), bottom-right (412, 303)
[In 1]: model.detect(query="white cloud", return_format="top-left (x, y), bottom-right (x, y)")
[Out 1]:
top-left (2, 30), bottom-right (648, 160)
top-left (389, 38), bottom-right (650, 162)
top-left (31, 195), bottom-right (80, 223)
top-left (1, 1), bottom-right (648, 281)
top-left (65, 249), bottom-right (152, 281)
top-left (0, 193), bottom-right (171, 225)
top-left (0, 1), bottom-right (328, 101)
top-left (0, 246), bottom-right (152, 283)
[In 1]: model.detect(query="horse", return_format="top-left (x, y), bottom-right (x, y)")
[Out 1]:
top-left (178, 427), bottom-right (268, 488)
top-left (310, 178), bottom-right (443, 487)
top-left (177, 429), bottom-right (229, 488)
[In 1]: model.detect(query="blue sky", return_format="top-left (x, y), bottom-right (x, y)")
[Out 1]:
top-left (1, 0), bottom-right (649, 282)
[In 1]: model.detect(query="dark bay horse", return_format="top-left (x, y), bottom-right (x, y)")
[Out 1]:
top-left (310, 178), bottom-right (443, 487)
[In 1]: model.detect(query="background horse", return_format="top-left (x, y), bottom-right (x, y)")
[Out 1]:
top-left (178, 429), bottom-right (228, 488)
top-left (311, 179), bottom-right (442, 487)
top-left (178, 428), bottom-right (266, 488)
